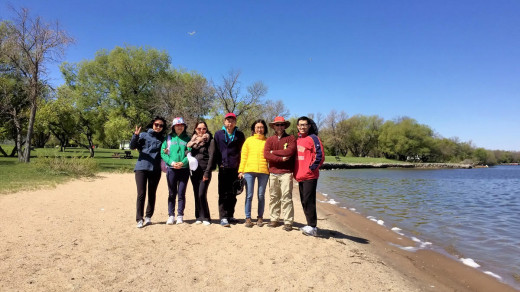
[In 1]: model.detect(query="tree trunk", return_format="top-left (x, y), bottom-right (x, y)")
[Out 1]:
top-left (9, 145), bottom-right (18, 157)
top-left (0, 146), bottom-right (7, 157)
top-left (22, 80), bottom-right (38, 163)
top-left (13, 114), bottom-right (24, 162)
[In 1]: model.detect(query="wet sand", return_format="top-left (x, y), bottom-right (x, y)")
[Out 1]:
top-left (0, 172), bottom-right (516, 291)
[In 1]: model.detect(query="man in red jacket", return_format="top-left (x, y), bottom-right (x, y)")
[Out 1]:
top-left (264, 116), bottom-right (297, 231)
top-left (294, 116), bottom-right (325, 236)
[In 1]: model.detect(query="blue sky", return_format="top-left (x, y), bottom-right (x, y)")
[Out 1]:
top-left (2, 0), bottom-right (519, 150)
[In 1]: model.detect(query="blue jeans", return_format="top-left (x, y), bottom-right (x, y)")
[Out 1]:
top-left (244, 173), bottom-right (269, 219)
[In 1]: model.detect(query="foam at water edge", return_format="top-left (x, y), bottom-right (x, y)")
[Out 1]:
top-left (327, 199), bottom-right (339, 205)
top-left (484, 271), bottom-right (502, 280)
top-left (461, 258), bottom-right (480, 268)
top-left (318, 198), bottom-right (339, 205)
top-left (366, 216), bottom-right (385, 226)
top-left (391, 227), bottom-right (404, 236)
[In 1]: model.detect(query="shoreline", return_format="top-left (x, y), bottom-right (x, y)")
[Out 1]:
top-left (321, 162), bottom-right (474, 170)
top-left (0, 172), bottom-right (516, 291)
top-left (313, 191), bottom-right (518, 291)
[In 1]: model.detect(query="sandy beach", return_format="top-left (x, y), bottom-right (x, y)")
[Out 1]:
top-left (0, 172), bottom-right (516, 291)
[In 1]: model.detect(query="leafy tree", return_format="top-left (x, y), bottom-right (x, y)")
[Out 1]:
top-left (0, 7), bottom-right (74, 162)
top-left (103, 115), bottom-right (130, 148)
top-left (341, 114), bottom-right (383, 157)
top-left (152, 68), bottom-right (214, 129)
top-left (61, 45), bottom-right (170, 149)
top-left (379, 117), bottom-right (435, 161)
top-left (0, 68), bottom-right (29, 159)
top-left (36, 87), bottom-right (77, 152)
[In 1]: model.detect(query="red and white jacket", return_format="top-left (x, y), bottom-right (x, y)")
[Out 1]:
top-left (294, 133), bottom-right (325, 182)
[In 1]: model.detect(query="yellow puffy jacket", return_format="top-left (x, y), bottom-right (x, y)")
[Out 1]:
top-left (238, 134), bottom-right (268, 174)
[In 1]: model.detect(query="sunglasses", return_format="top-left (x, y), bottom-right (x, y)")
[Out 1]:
top-left (153, 123), bottom-right (164, 128)
top-left (274, 124), bottom-right (285, 127)
top-left (196, 127), bottom-right (207, 131)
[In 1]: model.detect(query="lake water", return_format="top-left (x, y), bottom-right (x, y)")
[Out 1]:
top-left (317, 165), bottom-right (520, 289)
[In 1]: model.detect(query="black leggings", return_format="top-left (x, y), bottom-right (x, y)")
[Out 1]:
top-left (135, 170), bottom-right (162, 222)
top-left (190, 167), bottom-right (212, 221)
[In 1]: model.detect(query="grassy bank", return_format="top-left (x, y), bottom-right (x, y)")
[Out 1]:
top-left (0, 146), bottom-right (136, 194)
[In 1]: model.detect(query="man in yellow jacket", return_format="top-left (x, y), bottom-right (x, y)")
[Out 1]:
top-left (238, 119), bottom-right (269, 228)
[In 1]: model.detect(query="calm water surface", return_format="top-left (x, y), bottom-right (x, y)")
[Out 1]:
top-left (318, 166), bottom-right (520, 289)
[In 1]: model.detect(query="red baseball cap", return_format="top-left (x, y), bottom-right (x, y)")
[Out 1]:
top-left (225, 113), bottom-right (236, 119)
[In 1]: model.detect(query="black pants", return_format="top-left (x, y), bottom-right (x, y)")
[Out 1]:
top-left (218, 167), bottom-right (238, 219)
top-left (298, 179), bottom-right (318, 227)
top-left (135, 170), bottom-right (162, 222)
top-left (190, 167), bottom-right (212, 221)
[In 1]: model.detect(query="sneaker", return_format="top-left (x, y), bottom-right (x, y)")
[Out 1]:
top-left (195, 220), bottom-right (202, 225)
top-left (229, 217), bottom-right (239, 224)
top-left (256, 217), bottom-right (264, 227)
top-left (220, 218), bottom-right (230, 227)
top-left (166, 216), bottom-right (175, 225)
top-left (176, 216), bottom-right (184, 224)
top-left (268, 221), bottom-right (280, 228)
top-left (144, 217), bottom-right (152, 226)
top-left (301, 225), bottom-right (318, 237)
top-left (244, 218), bottom-right (254, 228)
top-left (136, 219), bottom-right (144, 228)
top-left (202, 220), bottom-right (211, 226)
top-left (283, 224), bottom-right (292, 231)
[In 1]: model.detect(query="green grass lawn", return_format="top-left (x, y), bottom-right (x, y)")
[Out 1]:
top-left (0, 146), bottom-right (137, 194)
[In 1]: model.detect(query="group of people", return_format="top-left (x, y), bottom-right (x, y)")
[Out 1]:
top-left (130, 113), bottom-right (324, 236)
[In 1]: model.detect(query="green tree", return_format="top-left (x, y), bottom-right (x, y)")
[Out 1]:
top-left (379, 117), bottom-right (435, 161)
top-left (0, 68), bottom-right (29, 158)
top-left (36, 87), bottom-right (77, 152)
top-left (61, 45), bottom-right (170, 149)
top-left (341, 114), bottom-right (383, 157)
top-left (0, 7), bottom-right (74, 162)
top-left (152, 68), bottom-right (214, 129)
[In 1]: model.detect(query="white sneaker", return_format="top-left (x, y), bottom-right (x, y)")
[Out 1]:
top-left (203, 220), bottom-right (211, 226)
top-left (166, 216), bottom-right (175, 225)
top-left (144, 217), bottom-right (152, 226)
top-left (301, 225), bottom-right (318, 237)
top-left (136, 219), bottom-right (144, 228)
top-left (195, 220), bottom-right (202, 224)
top-left (176, 216), bottom-right (184, 224)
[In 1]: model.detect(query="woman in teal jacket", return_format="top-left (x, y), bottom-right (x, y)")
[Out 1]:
top-left (161, 117), bottom-right (191, 225)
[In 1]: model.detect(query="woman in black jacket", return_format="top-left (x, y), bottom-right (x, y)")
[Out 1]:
top-left (187, 121), bottom-right (216, 225)
top-left (130, 116), bottom-right (167, 228)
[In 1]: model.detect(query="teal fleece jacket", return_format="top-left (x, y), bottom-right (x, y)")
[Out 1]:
top-left (160, 132), bottom-right (191, 168)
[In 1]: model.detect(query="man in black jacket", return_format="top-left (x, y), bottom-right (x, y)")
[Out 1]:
top-left (212, 113), bottom-right (245, 227)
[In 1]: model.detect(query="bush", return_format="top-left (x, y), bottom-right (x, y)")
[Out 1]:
top-left (35, 156), bottom-right (98, 177)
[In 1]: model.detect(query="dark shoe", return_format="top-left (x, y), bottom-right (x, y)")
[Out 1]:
top-left (244, 218), bottom-right (254, 228)
top-left (220, 218), bottom-right (231, 227)
top-left (268, 221), bottom-right (280, 228)
top-left (283, 224), bottom-right (292, 231)
top-left (256, 217), bottom-right (264, 227)
top-left (229, 217), bottom-right (240, 224)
